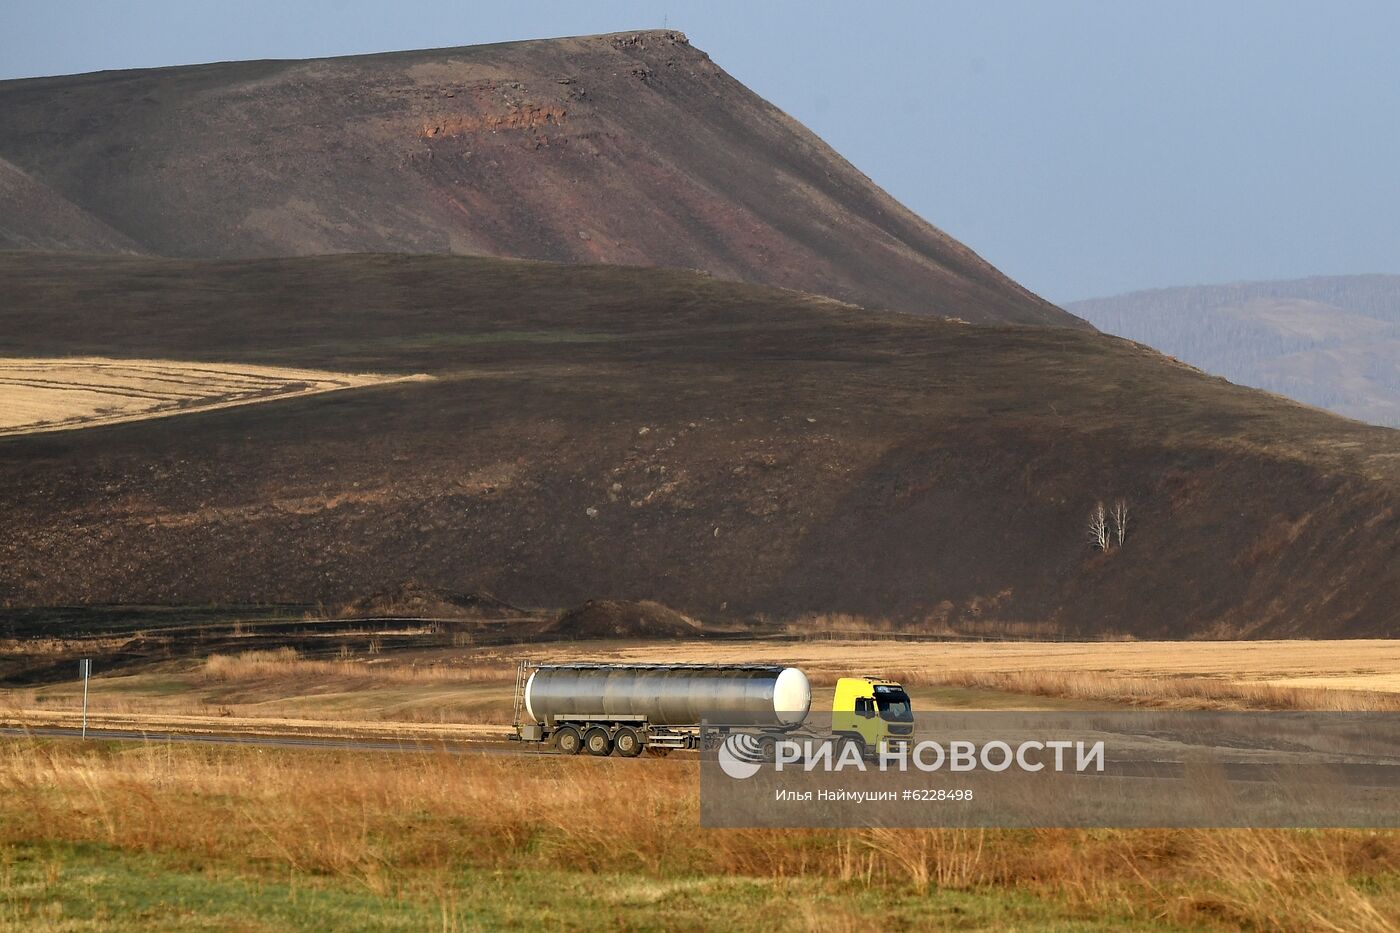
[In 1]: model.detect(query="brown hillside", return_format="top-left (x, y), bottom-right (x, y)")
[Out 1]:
top-left (0, 252), bottom-right (1396, 638)
top-left (0, 31), bottom-right (1077, 328)
top-left (0, 157), bottom-right (142, 253)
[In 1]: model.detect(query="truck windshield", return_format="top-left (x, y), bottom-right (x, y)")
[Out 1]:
top-left (874, 687), bottom-right (913, 722)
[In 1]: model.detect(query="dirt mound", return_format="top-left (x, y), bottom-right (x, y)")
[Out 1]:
top-left (547, 600), bottom-right (704, 639)
top-left (340, 582), bottom-right (525, 619)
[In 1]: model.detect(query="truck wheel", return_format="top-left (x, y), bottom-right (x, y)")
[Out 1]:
top-left (555, 726), bottom-right (583, 756)
top-left (584, 727), bottom-right (614, 757)
top-left (613, 727), bottom-right (643, 758)
top-left (838, 735), bottom-right (866, 761)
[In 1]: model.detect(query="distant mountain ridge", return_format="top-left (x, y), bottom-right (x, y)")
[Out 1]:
top-left (1069, 276), bottom-right (1400, 427)
top-left (0, 30), bottom-right (1080, 328)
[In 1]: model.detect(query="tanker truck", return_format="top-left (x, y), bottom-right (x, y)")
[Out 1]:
top-left (510, 661), bottom-right (914, 757)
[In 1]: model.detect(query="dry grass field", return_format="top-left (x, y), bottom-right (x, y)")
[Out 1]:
top-left (579, 638), bottom-right (1400, 682)
top-left (581, 639), bottom-right (1400, 708)
top-left (0, 357), bottom-right (424, 437)
top-left (4, 639), bottom-right (1399, 742)
top-left (1, 638), bottom-right (1399, 928)
top-left (0, 739), bottom-right (1395, 930)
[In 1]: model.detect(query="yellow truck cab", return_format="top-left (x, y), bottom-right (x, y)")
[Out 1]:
top-left (832, 676), bottom-right (914, 755)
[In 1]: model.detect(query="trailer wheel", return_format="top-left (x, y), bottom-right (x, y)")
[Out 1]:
top-left (584, 727), bottom-right (614, 757)
top-left (613, 727), bottom-right (643, 758)
top-left (555, 726), bottom-right (583, 756)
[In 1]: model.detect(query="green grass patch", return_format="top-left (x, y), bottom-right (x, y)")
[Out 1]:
top-left (0, 841), bottom-right (1162, 931)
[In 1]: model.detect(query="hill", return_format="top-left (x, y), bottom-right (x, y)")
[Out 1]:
top-left (0, 157), bottom-right (142, 253)
top-left (1, 251), bottom-right (1397, 638)
top-left (0, 31), bottom-right (1078, 328)
top-left (1069, 276), bottom-right (1400, 427)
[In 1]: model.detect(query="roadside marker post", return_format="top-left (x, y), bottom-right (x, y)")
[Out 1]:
top-left (79, 659), bottom-right (91, 738)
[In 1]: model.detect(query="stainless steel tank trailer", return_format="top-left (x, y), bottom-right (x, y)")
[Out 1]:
top-left (510, 661), bottom-right (913, 757)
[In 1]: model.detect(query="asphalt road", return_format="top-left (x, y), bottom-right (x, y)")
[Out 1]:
top-left (0, 725), bottom-right (538, 755)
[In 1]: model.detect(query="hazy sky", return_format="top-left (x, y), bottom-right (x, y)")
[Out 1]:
top-left (2, 1), bottom-right (1396, 302)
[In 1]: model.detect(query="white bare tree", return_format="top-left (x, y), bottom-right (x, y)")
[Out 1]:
top-left (1088, 501), bottom-right (1110, 551)
top-left (1111, 499), bottom-right (1130, 547)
